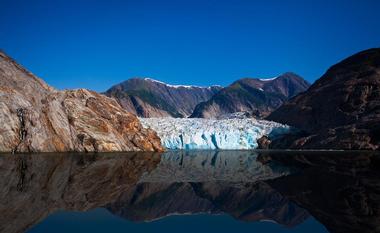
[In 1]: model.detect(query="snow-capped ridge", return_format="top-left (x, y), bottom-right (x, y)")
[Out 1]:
top-left (144, 78), bottom-right (222, 89)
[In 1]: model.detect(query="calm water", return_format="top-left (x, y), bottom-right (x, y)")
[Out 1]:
top-left (1, 150), bottom-right (379, 233)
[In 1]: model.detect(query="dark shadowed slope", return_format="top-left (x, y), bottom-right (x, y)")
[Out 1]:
top-left (190, 72), bottom-right (310, 119)
top-left (267, 48), bottom-right (380, 150)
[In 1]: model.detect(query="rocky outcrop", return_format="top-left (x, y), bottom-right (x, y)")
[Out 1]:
top-left (257, 135), bottom-right (271, 149)
top-left (104, 78), bottom-right (222, 117)
top-left (267, 48), bottom-right (380, 150)
top-left (190, 72), bottom-right (310, 119)
top-left (0, 51), bottom-right (163, 152)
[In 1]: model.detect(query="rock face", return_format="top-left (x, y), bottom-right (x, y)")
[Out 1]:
top-left (104, 78), bottom-right (222, 117)
top-left (0, 51), bottom-right (163, 152)
top-left (267, 48), bottom-right (380, 150)
top-left (190, 72), bottom-right (310, 119)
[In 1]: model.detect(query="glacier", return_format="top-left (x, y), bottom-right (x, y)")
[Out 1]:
top-left (140, 117), bottom-right (291, 150)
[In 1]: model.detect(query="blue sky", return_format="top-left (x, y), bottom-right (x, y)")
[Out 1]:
top-left (1, 0), bottom-right (379, 92)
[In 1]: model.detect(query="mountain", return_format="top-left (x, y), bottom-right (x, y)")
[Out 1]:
top-left (190, 72), bottom-right (310, 119)
top-left (0, 51), bottom-right (163, 152)
top-left (267, 48), bottom-right (380, 150)
top-left (104, 78), bottom-right (222, 117)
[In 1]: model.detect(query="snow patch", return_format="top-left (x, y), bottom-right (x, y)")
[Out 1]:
top-left (259, 76), bottom-right (278, 81)
top-left (140, 117), bottom-right (291, 150)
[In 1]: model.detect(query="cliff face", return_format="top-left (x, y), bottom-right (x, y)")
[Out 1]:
top-left (267, 48), bottom-right (380, 150)
top-left (190, 72), bottom-right (310, 119)
top-left (0, 51), bottom-right (163, 152)
top-left (104, 78), bottom-right (222, 117)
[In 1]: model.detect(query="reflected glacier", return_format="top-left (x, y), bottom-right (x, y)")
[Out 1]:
top-left (140, 150), bottom-right (294, 182)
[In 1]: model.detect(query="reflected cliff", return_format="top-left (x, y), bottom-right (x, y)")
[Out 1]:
top-left (0, 150), bottom-right (379, 233)
top-left (0, 152), bottom-right (161, 233)
top-left (260, 150), bottom-right (380, 233)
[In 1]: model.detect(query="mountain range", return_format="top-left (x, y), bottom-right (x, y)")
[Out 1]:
top-left (104, 78), bottom-right (222, 117)
top-left (105, 73), bottom-right (310, 119)
top-left (0, 47), bottom-right (379, 151)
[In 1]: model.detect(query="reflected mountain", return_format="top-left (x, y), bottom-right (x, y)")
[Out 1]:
top-left (0, 150), bottom-right (379, 233)
top-left (107, 151), bottom-right (307, 226)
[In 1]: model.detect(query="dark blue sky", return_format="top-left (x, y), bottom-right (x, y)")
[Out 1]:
top-left (1, 0), bottom-right (379, 91)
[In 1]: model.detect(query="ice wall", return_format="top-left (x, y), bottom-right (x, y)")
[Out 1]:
top-left (140, 118), bottom-right (290, 150)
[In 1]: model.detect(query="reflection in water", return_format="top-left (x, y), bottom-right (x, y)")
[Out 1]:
top-left (260, 151), bottom-right (380, 233)
top-left (108, 151), bottom-right (307, 226)
top-left (0, 152), bottom-right (161, 233)
top-left (140, 150), bottom-right (294, 182)
top-left (0, 150), bottom-right (379, 233)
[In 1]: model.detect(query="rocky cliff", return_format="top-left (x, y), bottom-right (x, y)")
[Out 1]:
top-left (267, 48), bottom-right (380, 150)
top-left (104, 78), bottom-right (222, 117)
top-left (0, 51), bottom-right (163, 152)
top-left (190, 72), bottom-right (310, 118)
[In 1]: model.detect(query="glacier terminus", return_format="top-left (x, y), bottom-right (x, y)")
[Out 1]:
top-left (140, 117), bottom-right (291, 150)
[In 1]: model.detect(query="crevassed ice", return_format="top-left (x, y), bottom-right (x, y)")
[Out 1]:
top-left (140, 117), bottom-right (291, 150)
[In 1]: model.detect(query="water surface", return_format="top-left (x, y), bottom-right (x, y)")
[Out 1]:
top-left (1, 150), bottom-right (379, 233)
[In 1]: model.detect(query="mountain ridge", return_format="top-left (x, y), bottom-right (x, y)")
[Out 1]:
top-left (105, 77), bottom-right (222, 117)
top-left (190, 72), bottom-right (310, 118)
